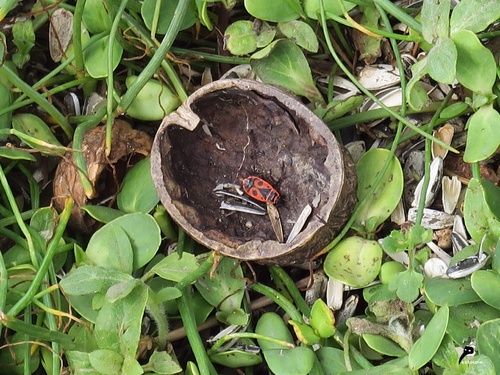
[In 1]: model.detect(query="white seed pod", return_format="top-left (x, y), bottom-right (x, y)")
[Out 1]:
top-left (412, 156), bottom-right (443, 208)
top-left (442, 176), bottom-right (461, 214)
top-left (426, 241), bottom-right (452, 265)
top-left (326, 277), bottom-right (344, 311)
top-left (424, 257), bottom-right (449, 278)
top-left (408, 207), bottom-right (455, 229)
top-left (286, 204), bottom-right (312, 243)
top-left (360, 87), bottom-right (403, 111)
top-left (357, 64), bottom-right (400, 91)
top-left (391, 199), bottom-right (406, 225)
top-left (49, 8), bottom-right (73, 62)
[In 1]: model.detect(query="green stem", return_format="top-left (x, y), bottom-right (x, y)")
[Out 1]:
top-left (119, 0), bottom-right (191, 112)
top-left (146, 296), bottom-right (169, 351)
top-left (120, 12), bottom-right (188, 101)
top-left (0, 252), bottom-right (7, 313)
top-left (72, 0), bottom-right (87, 76)
top-left (471, 163), bottom-right (480, 179)
top-left (373, 0), bottom-right (422, 34)
top-left (106, 0), bottom-right (129, 154)
top-left (0, 311), bottom-right (74, 348)
top-left (174, 252), bottom-right (215, 291)
top-left (0, 208), bottom-right (35, 227)
top-left (153, 205), bottom-right (178, 240)
top-left (0, 164), bottom-right (37, 268)
top-left (250, 283), bottom-right (303, 323)
top-left (178, 290), bottom-right (218, 375)
top-left (0, 78), bottom-right (91, 117)
top-left (7, 198), bottom-right (73, 317)
top-left (332, 330), bottom-right (373, 369)
top-left (207, 332), bottom-right (294, 355)
top-left (0, 65), bottom-right (73, 138)
top-left (170, 47), bottom-right (250, 65)
top-left (0, 0), bottom-right (17, 20)
top-left (269, 266), bottom-right (311, 317)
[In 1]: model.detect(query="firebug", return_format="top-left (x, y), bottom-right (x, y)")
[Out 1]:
top-left (242, 176), bottom-right (280, 204)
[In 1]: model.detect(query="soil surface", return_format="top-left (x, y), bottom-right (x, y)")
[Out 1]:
top-left (163, 88), bottom-right (331, 246)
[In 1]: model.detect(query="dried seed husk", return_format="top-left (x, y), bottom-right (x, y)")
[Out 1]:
top-left (408, 207), bottom-right (455, 229)
top-left (286, 204), bottom-right (312, 243)
top-left (53, 120), bottom-right (152, 232)
top-left (442, 175), bottom-right (461, 214)
top-left (49, 8), bottom-right (73, 62)
top-left (357, 64), bottom-right (400, 90)
top-left (432, 124), bottom-right (454, 160)
top-left (424, 257), bottom-right (448, 278)
top-left (411, 156), bottom-right (443, 208)
top-left (267, 202), bottom-right (284, 243)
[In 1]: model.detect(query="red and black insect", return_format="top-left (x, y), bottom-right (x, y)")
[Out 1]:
top-left (242, 176), bottom-right (280, 204)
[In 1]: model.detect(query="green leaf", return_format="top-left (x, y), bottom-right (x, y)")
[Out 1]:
top-left (463, 104), bottom-right (500, 163)
top-left (12, 20), bottom-right (35, 68)
top-left (11, 113), bottom-right (63, 153)
top-left (388, 269), bottom-right (423, 303)
top-left (82, 0), bottom-right (111, 34)
top-left (0, 81), bottom-right (12, 139)
top-left (303, 0), bottom-right (356, 20)
top-left (60, 266), bottom-right (132, 296)
top-left (210, 348), bottom-right (262, 368)
top-left (255, 312), bottom-right (293, 350)
top-left (141, 0), bottom-right (196, 34)
top-left (94, 282), bottom-right (148, 357)
top-left (84, 35), bottom-right (123, 78)
top-left (424, 278), bottom-right (480, 306)
top-left (450, 0), bottom-right (500, 34)
top-left (244, 0), bottom-right (303, 22)
top-left (81, 205), bottom-right (124, 224)
top-left (263, 346), bottom-right (316, 375)
top-left (448, 302), bottom-right (500, 344)
top-left (409, 305), bottom-right (449, 370)
top-left (277, 20), bottom-right (318, 52)
top-left (421, 0), bottom-right (450, 43)
top-left (142, 350), bottom-right (183, 374)
top-left (195, 257), bottom-right (245, 312)
top-left (406, 58), bottom-right (430, 110)
top-left (125, 76), bottom-right (180, 120)
top-left (109, 213), bottom-right (161, 270)
top-left (251, 39), bottom-right (325, 107)
top-left (317, 347), bottom-right (362, 374)
top-left (117, 158), bottom-right (159, 214)
top-left (310, 299), bottom-right (335, 338)
top-left (224, 21), bottom-right (258, 55)
top-left (363, 334), bottom-right (407, 357)
top-left (354, 148), bottom-right (404, 232)
top-left (89, 350), bottom-right (123, 374)
top-left (477, 318), bottom-right (500, 373)
top-left (431, 334), bottom-right (459, 370)
top-left (289, 320), bottom-right (320, 345)
top-left (106, 279), bottom-right (143, 302)
top-left (150, 252), bottom-right (198, 282)
top-left (471, 270), bottom-right (500, 310)
top-left (452, 30), bottom-right (496, 94)
top-left (426, 37), bottom-right (457, 84)
top-left (86, 223), bottom-right (134, 274)
top-left (464, 178), bottom-right (500, 249)
top-left (324, 236), bottom-right (382, 287)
